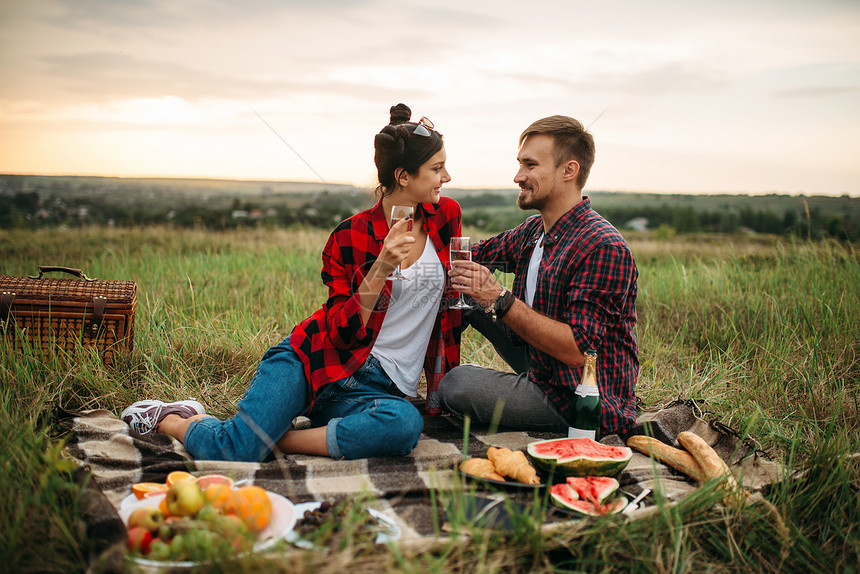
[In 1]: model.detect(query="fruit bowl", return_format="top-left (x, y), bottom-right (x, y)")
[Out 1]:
top-left (119, 490), bottom-right (297, 568)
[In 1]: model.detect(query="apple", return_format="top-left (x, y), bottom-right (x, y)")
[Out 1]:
top-left (165, 479), bottom-right (205, 517)
top-left (127, 526), bottom-right (153, 554)
top-left (127, 506), bottom-right (165, 532)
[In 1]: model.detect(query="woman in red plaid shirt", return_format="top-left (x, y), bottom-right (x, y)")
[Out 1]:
top-left (122, 104), bottom-right (462, 461)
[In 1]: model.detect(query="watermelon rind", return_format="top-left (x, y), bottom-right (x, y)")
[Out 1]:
top-left (549, 482), bottom-right (579, 508)
top-left (565, 476), bottom-right (620, 504)
top-left (585, 496), bottom-right (626, 516)
top-left (527, 438), bottom-right (633, 477)
top-left (550, 483), bottom-right (626, 516)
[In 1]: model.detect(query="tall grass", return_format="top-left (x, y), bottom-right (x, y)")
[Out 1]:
top-left (1, 226), bottom-right (858, 572)
top-left (635, 236), bottom-right (859, 459)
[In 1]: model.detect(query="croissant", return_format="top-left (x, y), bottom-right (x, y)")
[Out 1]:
top-left (487, 447), bottom-right (540, 485)
top-left (459, 457), bottom-right (505, 482)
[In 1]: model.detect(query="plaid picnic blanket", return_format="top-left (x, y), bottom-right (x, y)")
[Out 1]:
top-left (58, 399), bottom-right (783, 563)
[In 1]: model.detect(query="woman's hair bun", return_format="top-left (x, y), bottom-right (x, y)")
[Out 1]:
top-left (374, 125), bottom-right (405, 155)
top-left (389, 103), bottom-right (411, 126)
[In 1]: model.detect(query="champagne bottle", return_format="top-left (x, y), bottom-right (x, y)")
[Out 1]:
top-left (568, 349), bottom-right (602, 439)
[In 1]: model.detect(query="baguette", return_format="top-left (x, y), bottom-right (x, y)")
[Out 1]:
top-left (677, 431), bottom-right (747, 505)
top-left (626, 435), bottom-right (705, 483)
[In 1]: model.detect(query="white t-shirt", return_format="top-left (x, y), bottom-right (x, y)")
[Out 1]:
top-left (372, 238), bottom-right (445, 396)
top-left (525, 233), bottom-right (544, 307)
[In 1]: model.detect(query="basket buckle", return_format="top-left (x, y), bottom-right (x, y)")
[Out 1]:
top-left (85, 296), bottom-right (108, 338)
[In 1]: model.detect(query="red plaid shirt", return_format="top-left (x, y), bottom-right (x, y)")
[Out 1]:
top-left (290, 196), bottom-right (462, 414)
top-left (473, 197), bottom-right (639, 434)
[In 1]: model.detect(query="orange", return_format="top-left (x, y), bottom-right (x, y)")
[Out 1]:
top-left (227, 486), bottom-right (272, 533)
top-left (131, 482), bottom-right (168, 500)
top-left (165, 471), bottom-right (195, 487)
top-left (203, 483), bottom-right (236, 513)
top-left (158, 495), bottom-right (171, 517)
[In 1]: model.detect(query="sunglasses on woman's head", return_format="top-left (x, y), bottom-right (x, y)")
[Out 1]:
top-left (413, 116), bottom-right (435, 137)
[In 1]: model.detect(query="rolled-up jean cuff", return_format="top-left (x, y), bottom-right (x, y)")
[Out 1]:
top-left (183, 416), bottom-right (225, 460)
top-left (326, 417), bottom-right (344, 459)
top-left (183, 418), bottom-right (202, 455)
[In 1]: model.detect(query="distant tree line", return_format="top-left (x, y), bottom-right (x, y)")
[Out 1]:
top-left (1, 182), bottom-right (856, 242)
top-left (0, 188), bottom-right (367, 231)
top-left (461, 198), bottom-right (856, 242)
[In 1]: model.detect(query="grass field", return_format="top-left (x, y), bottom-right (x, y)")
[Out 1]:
top-left (1, 225), bottom-right (858, 573)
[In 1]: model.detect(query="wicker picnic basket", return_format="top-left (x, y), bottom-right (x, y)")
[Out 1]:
top-left (0, 266), bottom-right (136, 366)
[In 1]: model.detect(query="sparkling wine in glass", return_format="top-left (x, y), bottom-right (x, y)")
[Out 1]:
top-left (449, 236), bottom-right (472, 309)
top-left (389, 205), bottom-right (414, 280)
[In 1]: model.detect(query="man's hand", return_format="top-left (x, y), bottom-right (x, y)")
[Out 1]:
top-left (450, 260), bottom-right (584, 368)
top-left (449, 260), bottom-right (501, 307)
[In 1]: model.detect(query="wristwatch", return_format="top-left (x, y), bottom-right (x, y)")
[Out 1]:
top-left (485, 286), bottom-right (515, 322)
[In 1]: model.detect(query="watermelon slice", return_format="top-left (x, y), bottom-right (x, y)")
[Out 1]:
top-left (527, 437), bottom-right (632, 477)
top-left (565, 476), bottom-right (619, 505)
top-left (550, 483), bottom-right (627, 516)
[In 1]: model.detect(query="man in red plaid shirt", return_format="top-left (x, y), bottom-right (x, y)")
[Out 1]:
top-left (441, 115), bottom-right (639, 437)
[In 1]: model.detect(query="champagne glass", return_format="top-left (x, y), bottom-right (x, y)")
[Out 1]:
top-left (388, 205), bottom-right (414, 280)
top-left (449, 236), bottom-right (472, 309)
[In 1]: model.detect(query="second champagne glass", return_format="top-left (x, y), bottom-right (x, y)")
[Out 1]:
top-left (389, 205), bottom-right (414, 280)
top-left (449, 236), bottom-right (472, 309)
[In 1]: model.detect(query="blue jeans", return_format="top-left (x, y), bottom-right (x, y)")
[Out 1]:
top-left (183, 336), bottom-right (424, 462)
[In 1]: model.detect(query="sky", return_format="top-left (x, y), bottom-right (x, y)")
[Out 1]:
top-left (1, 0), bottom-right (859, 196)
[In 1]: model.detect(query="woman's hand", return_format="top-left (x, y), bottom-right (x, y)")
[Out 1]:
top-left (376, 216), bottom-right (415, 274)
top-left (356, 217), bottom-right (415, 324)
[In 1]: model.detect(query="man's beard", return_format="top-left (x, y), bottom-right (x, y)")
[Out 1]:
top-left (517, 185), bottom-right (549, 211)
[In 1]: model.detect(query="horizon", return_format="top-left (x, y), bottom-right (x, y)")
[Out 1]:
top-left (4, 172), bottom-right (856, 199)
top-left (2, 1), bottom-right (858, 198)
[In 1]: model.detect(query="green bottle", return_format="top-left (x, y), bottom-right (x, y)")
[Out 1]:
top-left (568, 350), bottom-right (602, 439)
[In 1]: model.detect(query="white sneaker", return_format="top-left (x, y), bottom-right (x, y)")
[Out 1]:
top-left (121, 399), bottom-right (206, 435)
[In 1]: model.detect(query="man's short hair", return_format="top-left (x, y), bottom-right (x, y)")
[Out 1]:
top-left (519, 116), bottom-right (595, 189)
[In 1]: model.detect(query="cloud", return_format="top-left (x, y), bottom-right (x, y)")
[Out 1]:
top-left (3, 0), bottom-right (475, 107)
top-left (47, 0), bottom-right (366, 29)
top-left (16, 48), bottom-right (430, 110)
top-left (501, 61), bottom-right (731, 98)
top-left (774, 86), bottom-right (859, 99)
top-left (41, 52), bottom-right (241, 101)
top-left (40, 51), bottom-right (310, 101)
top-left (590, 62), bottom-right (729, 95)
top-left (765, 62), bottom-right (860, 100)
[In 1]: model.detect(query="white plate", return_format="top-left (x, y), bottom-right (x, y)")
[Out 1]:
top-left (286, 501), bottom-right (401, 549)
top-left (120, 490), bottom-right (296, 568)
